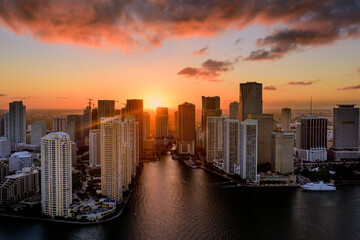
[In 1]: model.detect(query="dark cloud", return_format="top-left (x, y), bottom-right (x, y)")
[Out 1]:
top-left (288, 80), bottom-right (320, 86)
top-left (264, 86), bottom-right (277, 90)
top-left (337, 85), bottom-right (360, 90)
top-left (192, 46), bottom-right (208, 56)
top-left (0, 94), bottom-right (6, 97)
top-left (245, 49), bottom-right (280, 61)
top-left (0, 1), bottom-right (358, 53)
top-left (234, 38), bottom-right (243, 45)
top-left (178, 57), bottom-right (239, 82)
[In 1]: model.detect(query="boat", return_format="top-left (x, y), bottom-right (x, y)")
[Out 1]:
top-left (301, 181), bottom-right (336, 191)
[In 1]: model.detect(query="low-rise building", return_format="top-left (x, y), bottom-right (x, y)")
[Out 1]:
top-left (8, 151), bottom-right (33, 172)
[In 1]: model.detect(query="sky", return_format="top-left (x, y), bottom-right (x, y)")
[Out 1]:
top-left (0, 0), bottom-right (359, 110)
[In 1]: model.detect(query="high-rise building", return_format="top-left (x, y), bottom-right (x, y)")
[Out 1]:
top-left (4, 101), bottom-right (26, 148)
top-left (92, 108), bottom-right (99, 129)
top-left (201, 96), bottom-right (222, 133)
top-left (31, 121), bottom-right (47, 145)
top-left (100, 117), bottom-right (122, 202)
top-left (239, 82), bottom-right (262, 121)
top-left (126, 99), bottom-right (143, 159)
top-left (271, 131), bottom-right (295, 174)
top-left (155, 107), bottom-right (169, 144)
top-left (281, 108), bottom-right (291, 131)
top-left (143, 112), bottom-right (150, 139)
top-left (177, 102), bottom-right (195, 155)
top-left (248, 114), bottom-right (273, 164)
top-left (52, 117), bottom-right (66, 132)
top-left (41, 132), bottom-right (72, 218)
top-left (239, 119), bottom-right (258, 182)
top-left (0, 162), bottom-right (8, 182)
top-left (121, 142), bottom-right (131, 191)
top-left (0, 115), bottom-right (5, 136)
top-left (98, 100), bottom-right (115, 121)
top-left (66, 115), bottom-right (84, 146)
top-left (83, 104), bottom-right (92, 139)
top-left (0, 137), bottom-right (11, 158)
top-left (8, 151), bottom-right (33, 172)
top-left (121, 116), bottom-right (139, 177)
top-left (206, 116), bottom-right (226, 165)
top-left (89, 129), bottom-right (101, 167)
top-left (330, 104), bottom-right (360, 160)
top-left (174, 111), bottom-right (179, 139)
top-left (223, 119), bottom-right (240, 174)
top-left (298, 116), bottom-right (327, 162)
top-left (229, 101), bottom-right (239, 120)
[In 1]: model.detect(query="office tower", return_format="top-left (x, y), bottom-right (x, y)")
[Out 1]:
top-left (92, 108), bottom-right (99, 129)
top-left (224, 119), bottom-right (240, 174)
top-left (239, 82), bottom-right (262, 121)
top-left (0, 168), bottom-right (40, 206)
top-left (126, 99), bottom-right (143, 159)
top-left (196, 128), bottom-right (205, 149)
top-left (155, 107), bottom-right (169, 144)
top-left (41, 132), bottom-right (72, 218)
top-left (100, 117), bottom-right (122, 202)
top-left (201, 96), bottom-right (222, 133)
top-left (0, 115), bottom-right (5, 136)
top-left (177, 102), bottom-right (195, 155)
top-left (121, 116), bottom-right (139, 177)
top-left (271, 131), bottom-right (295, 174)
top-left (8, 151), bottom-right (33, 172)
top-left (248, 114), bottom-right (273, 164)
top-left (66, 115), bottom-right (84, 146)
top-left (143, 112), bottom-right (150, 139)
top-left (0, 137), bottom-right (11, 158)
top-left (52, 117), bottom-right (66, 132)
top-left (298, 116), bottom-right (327, 162)
top-left (330, 104), bottom-right (360, 160)
top-left (31, 121), bottom-right (47, 145)
top-left (206, 116), bottom-right (225, 165)
top-left (281, 108), bottom-right (291, 131)
top-left (229, 101), bottom-right (239, 120)
top-left (98, 100), bottom-right (115, 121)
top-left (0, 162), bottom-right (8, 182)
top-left (121, 143), bottom-right (131, 191)
top-left (4, 101), bottom-right (26, 148)
top-left (89, 129), bottom-right (101, 167)
top-left (174, 111), bottom-right (179, 139)
top-left (239, 119), bottom-right (258, 182)
top-left (83, 105), bottom-right (92, 139)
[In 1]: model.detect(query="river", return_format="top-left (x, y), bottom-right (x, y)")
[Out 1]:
top-left (1, 154), bottom-right (360, 240)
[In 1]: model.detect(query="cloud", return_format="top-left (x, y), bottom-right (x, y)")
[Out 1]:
top-left (11, 96), bottom-right (37, 100)
top-left (288, 80), bottom-right (320, 86)
top-left (178, 57), bottom-right (239, 82)
top-left (264, 86), bottom-right (277, 90)
top-left (245, 49), bottom-right (280, 61)
top-left (0, 94), bottom-right (6, 97)
top-left (192, 46), bottom-right (208, 56)
top-left (0, 1), bottom-right (359, 53)
top-left (337, 85), bottom-right (360, 90)
top-left (234, 38), bottom-right (243, 45)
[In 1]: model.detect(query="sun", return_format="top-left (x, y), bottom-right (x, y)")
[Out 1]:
top-left (148, 98), bottom-right (161, 109)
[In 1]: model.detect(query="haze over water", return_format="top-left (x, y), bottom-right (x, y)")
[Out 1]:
top-left (0, 155), bottom-right (359, 240)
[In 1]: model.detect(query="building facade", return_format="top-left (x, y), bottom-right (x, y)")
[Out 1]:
top-left (52, 117), bottom-right (66, 132)
top-left (281, 108), bottom-right (291, 132)
top-left (0, 137), bottom-right (11, 158)
top-left (177, 102), bottom-right (195, 155)
top-left (271, 131), bottom-right (295, 174)
top-left (126, 99), bottom-right (143, 159)
top-left (229, 101), bottom-right (239, 120)
top-left (4, 101), bottom-right (26, 149)
top-left (239, 82), bottom-right (262, 121)
top-left (31, 121), bottom-right (47, 145)
top-left (89, 129), bottom-right (101, 167)
top-left (8, 151), bottom-right (33, 172)
top-left (155, 107), bottom-right (169, 144)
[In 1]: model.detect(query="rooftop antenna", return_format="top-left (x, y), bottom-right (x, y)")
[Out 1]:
top-left (310, 96), bottom-right (312, 115)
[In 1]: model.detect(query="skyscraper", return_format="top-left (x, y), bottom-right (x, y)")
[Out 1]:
top-left (52, 117), bottom-right (66, 132)
top-left (66, 115), bottom-right (84, 146)
top-left (121, 116), bottom-right (139, 177)
top-left (89, 129), bottom-right (101, 167)
top-left (330, 104), bottom-right (360, 160)
top-left (31, 121), bottom-right (47, 145)
top-left (229, 101), bottom-right (239, 120)
top-left (155, 107), bottom-right (169, 144)
top-left (100, 117), bottom-right (122, 202)
top-left (206, 116), bottom-right (226, 165)
top-left (98, 100), bottom-right (115, 121)
top-left (298, 116), bottom-right (327, 162)
top-left (83, 104), bottom-right (92, 139)
top-left (281, 108), bottom-right (291, 131)
top-left (143, 112), bottom-right (150, 139)
top-left (248, 114), bottom-right (273, 164)
top-left (224, 119), bottom-right (240, 174)
top-left (41, 132), bottom-right (72, 218)
top-left (0, 137), bottom-right (11, 158)
top-left (271, 131), bottom-right (295, 174)
top-left (177, 102), bottom-right (195, 155)
top-left (126, 99), bottom-right (143, 159)
top-left (201, 96), bottom-right (222, 133)
top-left (239, 119), bottom-right (258, 182)
top-left (239, 82), bottom-right (262, 121)
top-left (4, 101), bottom-right (26, 148)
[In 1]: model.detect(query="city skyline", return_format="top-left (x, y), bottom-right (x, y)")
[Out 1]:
top-left (0, 1), bottom-right (360, 110)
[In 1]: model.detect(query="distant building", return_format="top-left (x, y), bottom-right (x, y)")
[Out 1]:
top-left (41, 132), bottom-right (72, 218)
top-left (52, 117), bottom-right (66, 132)
top-left (4, 101), bottom-right (26, 149)
top-left (0, 162), bottom-right (8, 182)
top-left (126, 99), bottom-right (143, 159)
top-left (89, 129), bottom-right (101, 167)
top-left (298, 116), bottom-right (327, 162)
top-left (223, 119), bottom-right (240, 174)
top-left (0, 168), bottom-right (40, 206)
top-left (98, 100), bottom-right (115, 121)
top-left (92, 108), bottom-right (99, 129)
top-left (0, 137), bottom-right (11, 158)
top-left (174, 111), bottom-right (179, 139)
top-left (177, 102), bottom-right (195, 155)
top-left (83, 105), bottom-right (92, 139)
top-left (271, 131), bottom-right (295, 174)
top-left (31, 121), bottom-right (47, 145)
top-left (201, 96), bottom-right (222, 133)
top-left (206, 116), bottom-right (226, 165)
top-left (143, 112), bottom-right (150, 139)
top-left (9, 151), bottom-right (33, 172)
top-left (239, 82), bottom-right (262, 121)
top-left (248, 114), bottom-right (273, 164)
top-left (155, 107), bottom-right (169, 144)
top-left (330, 104), bottom-right (360, 160)
top-left (66, 115), bottom-right (84, 146)
top-left (229, 101), bottom-right (239, 120)
top-left (0, 115), bottom-right (5, 136)
top-left (281, 108), bottom-right (291, 131)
